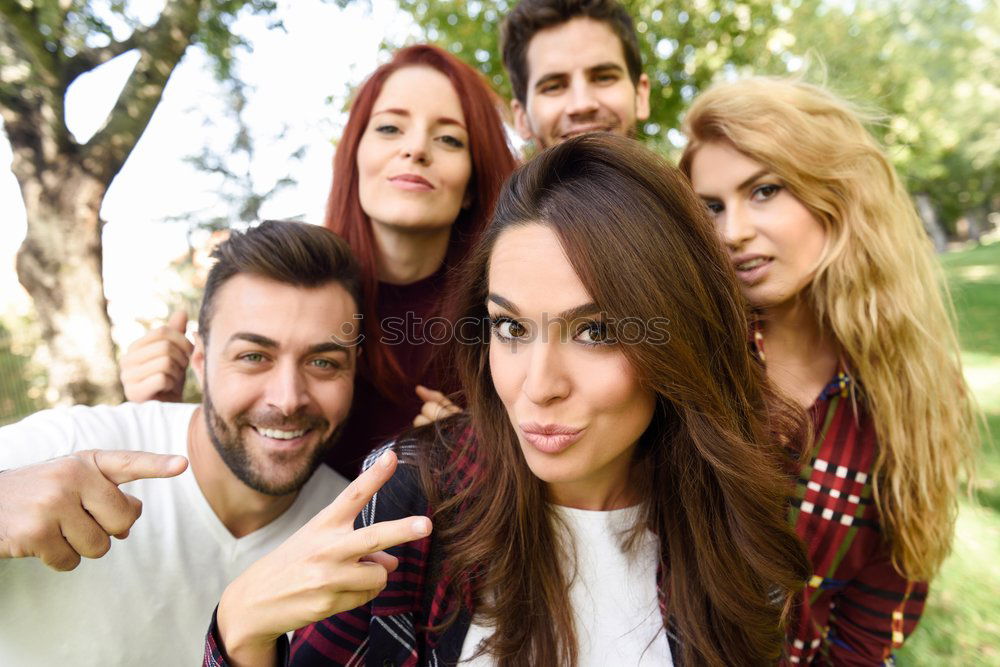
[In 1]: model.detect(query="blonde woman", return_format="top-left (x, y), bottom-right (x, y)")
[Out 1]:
top-left (680, 78), bottom-right (978, 664)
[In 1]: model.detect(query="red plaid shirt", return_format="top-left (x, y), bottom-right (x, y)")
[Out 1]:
top-left (783, 372), bottom-right (927, 665)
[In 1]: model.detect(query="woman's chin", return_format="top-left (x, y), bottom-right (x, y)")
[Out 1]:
top-left (369, 211), bottom-right (460, 232)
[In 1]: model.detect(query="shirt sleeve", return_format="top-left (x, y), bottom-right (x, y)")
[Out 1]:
top-left (203, 607), bottom-right (290, 667)
top-left (0, 404), bottom-right (143, 470)
top-left (0, 408), bottom-right (81, 469)
top-left (822, 552), bottom-right (928, 665)
top-left (203, 441), bottom-right (432, 667)
top-left (289, 442), bottom-right (431, 665)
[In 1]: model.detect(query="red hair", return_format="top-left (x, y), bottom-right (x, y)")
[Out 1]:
top-left (324, 44), bottom-right (517, 399)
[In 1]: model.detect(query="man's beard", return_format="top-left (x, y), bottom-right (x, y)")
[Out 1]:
top-left (202, 381), bottom-right (343, 496)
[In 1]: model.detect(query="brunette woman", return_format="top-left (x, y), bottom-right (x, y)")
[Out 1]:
top-left (679, 77), bottom-right (979, 664)
top-left (120, 46), bottom-right (518, 478)
top-left (206, 134), bottom-right (811, 666)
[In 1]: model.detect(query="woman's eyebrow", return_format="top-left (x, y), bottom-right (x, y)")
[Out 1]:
top-left (435, 116), bottom-right (466, 130)
top-left (738, 169), bottom-right (772, 191)
top-left (370, 108), bottom-right (466, 130)
top-left (556, 303), bottom-right (600, 321)
top-left (487, 294), bottom-right (600, 321)
top-left (487, 293), bottom-right (518, 314)
top-left (371, 108), bottom-right (407, 118)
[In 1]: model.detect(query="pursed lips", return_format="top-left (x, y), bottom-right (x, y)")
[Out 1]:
top-left (520, 422), bottom-right (586, 454)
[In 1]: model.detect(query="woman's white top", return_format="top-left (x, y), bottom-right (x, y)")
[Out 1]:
top-left (458, 505), bottom-right (672, 666)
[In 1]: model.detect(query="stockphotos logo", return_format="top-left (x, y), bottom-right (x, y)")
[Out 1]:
top-left (330, 313), bottom-right (671, 347)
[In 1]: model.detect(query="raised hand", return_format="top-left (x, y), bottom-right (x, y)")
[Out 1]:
top-left (0, 450), bottom-right (189, 571)
top-left (412, 385), bottom-right (462, 427)
top-left (120, 310), bottom-right (194, 403)
top-left (216, 450), bottom-right (432, 667)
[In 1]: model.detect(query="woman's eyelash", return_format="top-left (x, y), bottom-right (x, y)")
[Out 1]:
top-left (489, 315), bottom-right (526, 341)
top-left (752, 183), bottom-right (782, 198)
top-left (488, 315), bottom-right (616, 346)
top-left (575, 320), bottom-right (615, 345)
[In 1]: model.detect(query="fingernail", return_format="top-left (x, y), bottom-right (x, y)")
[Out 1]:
top-left (411, 518), bottom-right (431, 535)
top-left (380, 451), bottom-right (392, 468)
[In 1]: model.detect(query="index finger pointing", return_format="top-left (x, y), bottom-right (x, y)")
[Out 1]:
top-left (88, 450), bottom-right (189, 485)
top-left (322, 450), bottom-right (398, 525)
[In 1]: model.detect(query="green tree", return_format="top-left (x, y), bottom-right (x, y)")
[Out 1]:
top-left (780, 0), bottom-right (999, 237)
top-left (0, 0), bottom-right (281, 405)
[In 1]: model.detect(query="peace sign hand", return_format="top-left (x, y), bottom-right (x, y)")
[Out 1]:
top-left (216, 450), bottom-right (431, 666)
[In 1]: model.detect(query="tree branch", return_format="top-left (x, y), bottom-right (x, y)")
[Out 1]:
top-left (0, 17), bottom-right (68, 164)
top-left (0, 0), bottom-right (60, 86)
top-left (81, 0), bottom-right (206, 182)
top-left (62, 34), bottom-right (139, 84)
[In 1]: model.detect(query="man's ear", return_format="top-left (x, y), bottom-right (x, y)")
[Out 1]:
top-left (511, 98), bottom-right (535, 142)
top-left (191, 332), bottom-right (206, 391)
top-left (635, 73), bottom-right (651, 122)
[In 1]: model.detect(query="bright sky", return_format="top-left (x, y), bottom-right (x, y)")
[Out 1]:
top-left (0, 0), bottom-right (420, 347)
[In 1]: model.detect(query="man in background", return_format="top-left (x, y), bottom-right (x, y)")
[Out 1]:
top-left (501, 0), bottom-right (651, 149)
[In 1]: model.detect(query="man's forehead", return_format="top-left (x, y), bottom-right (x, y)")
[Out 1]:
top-left (525, 17), bottom-right (628, 82)
top-left (209, 275), bottom-right (359, 343)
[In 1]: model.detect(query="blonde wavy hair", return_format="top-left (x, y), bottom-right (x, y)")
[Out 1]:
top-left (679, 77), bottom-right (978, 580)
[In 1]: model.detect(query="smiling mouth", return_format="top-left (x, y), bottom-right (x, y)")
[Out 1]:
top-left (734, 257), bottom-right (772, 272)
top-left (252, 426), bottom-right (310, 441)
top-left (389, 175), bottom-right (434, 190)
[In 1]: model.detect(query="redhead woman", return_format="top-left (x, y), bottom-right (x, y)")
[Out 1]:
top-left (205, 134), bottom-right (810, 666)
top-left (679, 77), bottom-right (978, 664)
top-left (120, 46), bottom-right (517, 478)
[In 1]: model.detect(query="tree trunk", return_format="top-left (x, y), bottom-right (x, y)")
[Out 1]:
top-left (914, 193), bottom-right (948, 253)
top-left (0, 0), bottom-right (220, 406)
top-left (14, 161), bottom-right (122, 405)
top-left (965, 208), bottom-right (985, 244)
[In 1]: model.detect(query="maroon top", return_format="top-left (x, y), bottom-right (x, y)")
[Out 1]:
top-left (324, 268), bottom-right (457, 479)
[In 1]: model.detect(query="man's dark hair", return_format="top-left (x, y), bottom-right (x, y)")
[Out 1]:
top-left (198, 220), bottom-right (362, 342)
top-left (500, 0), bottom-right (643, 105)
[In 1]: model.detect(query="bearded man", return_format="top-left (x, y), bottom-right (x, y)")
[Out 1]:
top-left (0, 221), bottom-right (371, 665)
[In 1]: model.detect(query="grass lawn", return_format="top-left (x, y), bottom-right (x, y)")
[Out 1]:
top-left (894, 241), bottom-right (1000, 665)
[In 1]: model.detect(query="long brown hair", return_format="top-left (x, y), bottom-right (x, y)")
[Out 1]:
top-left (679, 77), bottom-right (978, 580)
top-left (324, 45), bottom-right (517, 400)
top-left (419, 134), bottom-right (810, 666)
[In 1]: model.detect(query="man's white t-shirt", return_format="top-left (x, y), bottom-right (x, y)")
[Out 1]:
top-left (0, 401), bottom-right (349, 667)
top-left (459, 505), bottom-right (672, 666)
